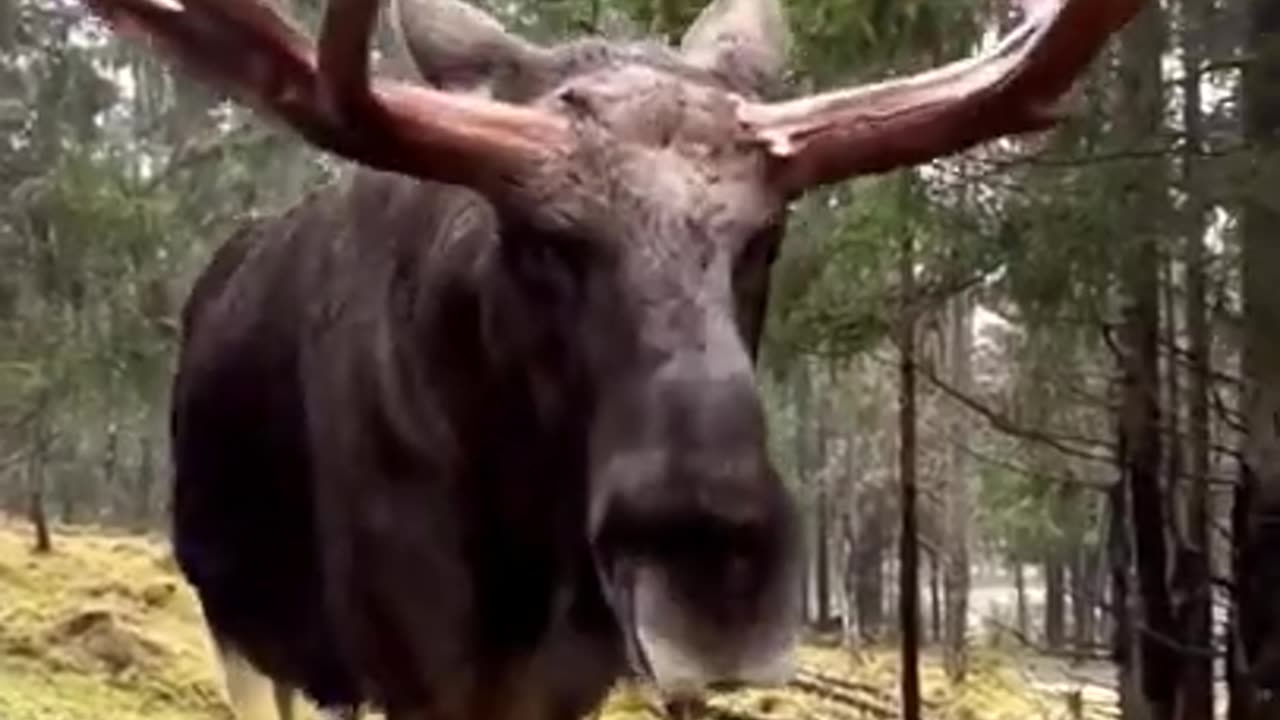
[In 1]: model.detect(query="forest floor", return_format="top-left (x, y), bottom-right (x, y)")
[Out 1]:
top-left (0, 516), bottom-right (1110, 720)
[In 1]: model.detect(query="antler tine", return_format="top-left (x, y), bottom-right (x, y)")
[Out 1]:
top-left (316, 0), bottom-right (376, 120)
top-left (742, 0), bottom-right (1148, 194)
top-left (82, 0), bottom-right (570, 189)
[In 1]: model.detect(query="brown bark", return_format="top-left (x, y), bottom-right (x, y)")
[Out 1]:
top-left (815, 373), bottom-right (832, 629)
top-left (857, 497), bottom-right (887, 641)
top-left (943, 292), bottom-right (972, 680)
top-left (841, 511), bottom-right (859, 649)
top-left (897, 199), bottom-right (921, 720)
top-left (1118, 198), bottom-right (1175, 720)
top-left (1109, 468), bottom-right (1132, 676)
top-left (1071, 548), bottom-right (1094, 661)
top-left (101, 419), bottom-right (119, 516)
top-left (29, 487), bottom-right (51, 554)
top-left (1014, 561), bottom-right (1028, 639)
top-left (794, 364), bottom-right (812, 626)
top-left (1162, 257), bottom-right (1182, 512)
top-left (28, 425), bottom-right (51, 554)
top-left (1230, 463), bottom-right (1249, 720)
top-left (1044, 555), bottom-right (1066, 651)
top-left (929, 548), bottom-right (943, 644)
top-left (1116, 5), bottom-right (1176, 719)
top-left (840, 425), bottom-right (861, 650)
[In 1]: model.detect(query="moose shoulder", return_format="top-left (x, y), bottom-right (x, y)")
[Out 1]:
top-left (81, 0), bottom-right (1148, 718)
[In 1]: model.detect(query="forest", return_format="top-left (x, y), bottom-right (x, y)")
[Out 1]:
top-left (0, 0), bottom-right (1277, 719)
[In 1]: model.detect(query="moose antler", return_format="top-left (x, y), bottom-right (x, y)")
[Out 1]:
top-left (83, 0), bottom-right (569, 188)
top-left (741, 0), bottom-right (1147, 194)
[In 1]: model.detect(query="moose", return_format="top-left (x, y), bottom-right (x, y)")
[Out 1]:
top-left (80, 0), bottom-right (1144, 718)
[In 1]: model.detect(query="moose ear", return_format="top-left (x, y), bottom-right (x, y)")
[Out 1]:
top-left (679, 0), bottom-right (791, 95)
top-left (390, 0), bottom-right (549, 93)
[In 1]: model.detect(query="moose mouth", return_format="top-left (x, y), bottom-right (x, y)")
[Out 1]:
top-left (602, 557), bottom-right (794, 701)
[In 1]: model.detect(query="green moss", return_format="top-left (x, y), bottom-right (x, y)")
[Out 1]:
top-left (1, 516), bottom-right (1088, 720)
top-left (0, 516), bottom-right (232, 720)
top-left (0, 655), bottom-right (232, 720)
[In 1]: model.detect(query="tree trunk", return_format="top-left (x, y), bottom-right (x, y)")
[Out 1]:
top-left (842, 511), bottom-right (859, 651)
top-left (1071, 547), bottom-right (1094, 663)
top-left (815, 494), bottom-right (831, 629)
top-left (798, 545), bottom-right (810, 628)
top-left (1116, 5), bottom-right (1176, 719)
top-left (897, 206), bottom-right (921, 720)
top-left (857, 498), bottom-right (886, 641)
top-left (1162, 256), bottom-right (1182, 518)
top-left (60, 477), bottom-right (76, 524)
top-left (928, 547), bottom-right (941, 644)
top-left (1094, 536), bottom-right (1113, 657)
top-left (27, 410), bottom-right (51, 554)
top-left (29, 487), bottom-right (51, 554)
top-left (136, 435), bottom-right (155, 527)
top-left (794, 364), bottom-right (812, 626)
top-left (1230, 471), bottom-right (1249, 720)
top-left (815, 374), bottom-right (832, 629)
top-left (1108, 437), bottom-right (1145, 719)
top-left (943, 292), bottom-right (972, 679)
top-left (1234, 0), bottom-right (1280, 716)
top-left (1045, 555), bottom-right (1066, 651)
top-left (1172, 0), bottom-right (1214, 714)
top-left (1118, 213), bottom-right (1176, 720)
top-left (101, 418), bottom-right (119, 520)
top-left (841, 427), bottom-right (861, 651)
top-left (1014, 561), bottom-right (1028, 639)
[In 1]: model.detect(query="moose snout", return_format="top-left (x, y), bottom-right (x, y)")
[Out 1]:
top-left (654, 360), bottom-right (768, 451)
top-left (589, 364), bottom-right (799, 701)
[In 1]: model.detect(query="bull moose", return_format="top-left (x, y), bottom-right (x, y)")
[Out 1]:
top-left (79, 0), bottom-right (1145, 718)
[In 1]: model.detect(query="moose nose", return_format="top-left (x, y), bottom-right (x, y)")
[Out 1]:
top-left (654, 365), bottom-right (767, 454)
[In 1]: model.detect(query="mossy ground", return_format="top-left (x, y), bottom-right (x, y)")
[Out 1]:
top-left (0, 516), bottom-right (1096, 720)
top-left (0, 516), bottom-right (231, 720)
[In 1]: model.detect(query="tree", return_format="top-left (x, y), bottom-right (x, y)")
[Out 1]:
top-left (1171, 0), bottom-right (1214, 715)
top-left (1114, 5), bottom-right (1177, 718)
top-left (943, 290), bottom-right (973, 680)
top-left (1233, 0), bottom-right (1280, 717)
top-left (897, 175), bottom-right (922, 720)
top-left (0, 0), bottom-right (330, 534)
